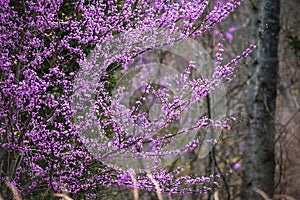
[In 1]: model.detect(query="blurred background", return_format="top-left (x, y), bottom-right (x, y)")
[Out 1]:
top-left (108, 0), bottom-right (300, 199)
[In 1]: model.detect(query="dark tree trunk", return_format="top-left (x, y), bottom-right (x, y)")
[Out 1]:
top-left (242, 0), bottom-right (280, 199)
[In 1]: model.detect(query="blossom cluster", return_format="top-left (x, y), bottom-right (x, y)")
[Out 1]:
top-left (0, 0), bottom-right (251, 197)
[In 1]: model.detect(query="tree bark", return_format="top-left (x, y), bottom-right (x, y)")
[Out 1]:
top-left (242, 0), bottom-right (280, 199)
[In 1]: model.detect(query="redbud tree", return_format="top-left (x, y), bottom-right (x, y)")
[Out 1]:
top-left (0, 0), bottom-right (255, 198)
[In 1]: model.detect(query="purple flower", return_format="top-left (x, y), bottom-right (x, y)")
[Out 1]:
top-left (0, 0), bottom-right (251, 197)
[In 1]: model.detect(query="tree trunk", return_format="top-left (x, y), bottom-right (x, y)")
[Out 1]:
top-left (242, 0), bottom-right (280, 199)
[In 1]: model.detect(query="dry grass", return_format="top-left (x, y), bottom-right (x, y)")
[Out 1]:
top-left (53, 193), bottom-right (73, 200)
top-left (254, 188), bottom-right (296, 200)
top-left (5, 181), bottom-right (22, 200)
top-left (2, 181), bottom-right (73, 200)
